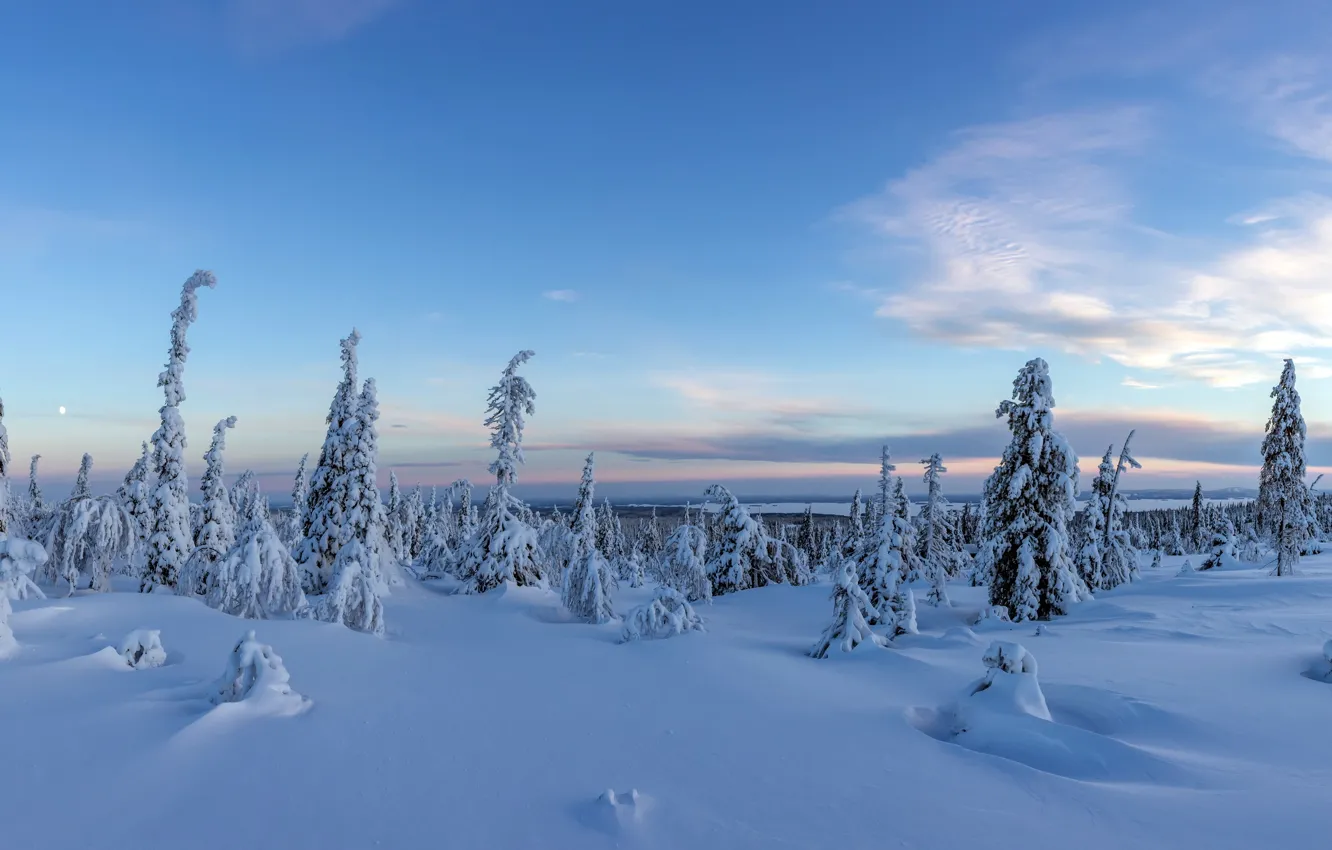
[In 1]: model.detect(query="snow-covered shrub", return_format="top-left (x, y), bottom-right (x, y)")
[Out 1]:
top-left (205, 508), bottom-right (308, 619)
top-left (1178, 559), bottom-right (1194, 576)
top-left (1198, 522), bottom-right (1240, 571)
top-left (971, 605), bottom-right (1012, 626)
top-left (42, 490), bottom-right (136, 594)
top-left (561, 454), bottom-right (616, 623)
top-left (620, 587), bottom-right (704, 642)
top-left (0, 537), bottom-right (47, 600)
top-left (313, 540), bottom-right (384, 636)
top-left (211, 630), bottom-right (307, 713)
top-left (120, 629), bottom-right (167, 669)
top-left (809, 563), bottom-right (888, 659)
top-left (955, 641), bottom-right (1051, 729)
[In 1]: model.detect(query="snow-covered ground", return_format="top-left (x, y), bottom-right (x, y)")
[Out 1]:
top-left (4, 555), bottom-right (1332, 850)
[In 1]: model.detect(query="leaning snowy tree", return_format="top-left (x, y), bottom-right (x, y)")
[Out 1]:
top-left (141, 271), bottom-right (216, 592)
top-left (453, 350), bottom-right (546, 594)
top-left (981, 358), bottom-right (1087, 622)
top-left (1258, 359), bottom-right (1309, 576)
top-left (1099, 430), bottom-right (1142, 589)
top-left (919, 453), bottom-right (952, 606)
top-left (561, 453), bottom-right (616, 623)
top-left (41, 455), bottom-right (136, 593)
top-left (181, 416), bottom-right (238, 596)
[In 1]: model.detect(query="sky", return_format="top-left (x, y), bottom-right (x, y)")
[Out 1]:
top-left (4, 0), bottom-right (1332, 501)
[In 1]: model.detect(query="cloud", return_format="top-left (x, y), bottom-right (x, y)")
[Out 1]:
top-left (226, 0), bottom-right (403, 54)
top-left (542, 289), bottom-right (580, 302)
top-left (1121, 377), bottom-right (1160, 390)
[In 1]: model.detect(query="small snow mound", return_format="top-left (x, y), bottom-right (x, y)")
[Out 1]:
top-left (210, 630), bottom-right (310, 716)
top-left (583, 788), bottom-right (652, 834)
top-left (961, 642), bottom-right (1049, 722)
top-left (970, 605), bottom-right (1012, 630)
top-left (620, 587), bottom-right (704, 642)
top-left (1177, 559), bottom-right (1194, 575)
top-left (0, 537), bottom-right (47, 600)
top-left (120, 629), bottom-right (167, 669)
top-left (1034, 624), bottom-right (1049, 637)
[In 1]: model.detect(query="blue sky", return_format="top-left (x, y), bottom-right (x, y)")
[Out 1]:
top-left (4, 0), bottom-right (1332, 500)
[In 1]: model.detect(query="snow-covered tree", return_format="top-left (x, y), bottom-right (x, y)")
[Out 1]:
top-left (704, 484), bottom-right (791, 594)
top-left (71, 453), bottom-right (92, 500)
top-left (620, 587), bottom-right (704, 642)
top-left (1199, 521), bottom-right (1239, 571)
top-left (284, 453), bottom-right (310, 546)
top-left (230, 469), bottom-right (259, 522)
top-left (211, 630), bottom-right (308, 712)
top-left (404, 485), bottom-right (426, 562)
top-left (27, 454), bottom-right (44, 520)
top-left (856, 447), bottom-right (918, 636)
top-left (1258, 359), bottom-right (1309, 576)
top-left (314, 539), bottom-right (385, 636)
top-left (640, 508), bottom-right (664, 559)
top-left (296, 330), bottom-right (363, 592)
top-left (659, 522), bottom-right (710, 603)
top-left (454, 351), bottom-right (546, 594)
top-left (1074, 447), bottom-right (1112, 592)
top-left (182, 416), bottom-right (238, 595)
top-left (562, 453), bottom-right (616, 623)
top-left (116, 442), bottom-right (153, 567)
top-left (0, 394), bottom-right (9, 536)
top-left (205, 494), bottom-right (308, 619)
top-left (142, 270), bottom-right (216, 591)
top-left (809, 562), bottom-right (888, 659)
top-left (919, 453), bottom-right (952, 606)
top-left (981, 358), bottom-right (1086, 622)
top-left (0, 537), bottom-right (47, 601)
top-left (42, 456), bottom-right (136, 594)
top-left (1100, 431), bottom-right (1142, 589)
top-left (385, 471), bottom-right (406, 561)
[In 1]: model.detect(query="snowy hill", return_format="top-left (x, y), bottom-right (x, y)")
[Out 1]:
top-left (4, 556), bottom-right (1332, 850)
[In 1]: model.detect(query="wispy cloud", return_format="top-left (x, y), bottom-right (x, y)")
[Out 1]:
top-left (226, 0), bottom-right (403, 55)
top-left (542, 289), bottom-right (580, 302)
top-left (1121, 377), bottom-right (1161, 390)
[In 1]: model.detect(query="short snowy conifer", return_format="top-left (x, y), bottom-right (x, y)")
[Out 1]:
top-left (659, 523), bottom-right (710, 603)
top-left (562, 454), bottom-right (616, 623)
top-left (206, 493), bottom-right (308, 619)
top-left (454, 351), bottom-right (546, 594)
top-left (919, 453), bottom-right (952, 606)
top-left (981, 359), bottom-right (1085, 622)
top-left (120, 629), bottom-right (167, 669)
top-left (1258, 360), bottom-right (1309, 576)
top-left (313, 538), bottom-right (385, 635)
top-left (1199, 522), bottom-right (1240, 571)
top-left (856, 448), bottom-right (918, 636)
top-left (1189, 482), bottom-right (1207, 554)
top-left (27, 454), bottom-right (44, 525)
top-left (43, 455), bottom-right (136, 593)
top-left (404, 486), bottom-right (426, 561)
top-left (1074, 448), bottom-right (1112, 591)
top-left (117, 442), bottom-right (153, 566)
top-left (704, 484), bottom-right (786, 594)
top-left (296, 331), bottom-right (363, 593)
top-left (386, 471), bottom-right (406, 561)
top-left (621, 586), bottom-right (704, 642)
top-left (641, 508), bottom-right (664, 559)
top-left (230, 469), bottom-right (259, 523)
top-left (809, 562), bottom-right (888, 659)
top-left (142, 271), bottom-right (215, 592)
top-left (181, 416), bottom-right (238, 595)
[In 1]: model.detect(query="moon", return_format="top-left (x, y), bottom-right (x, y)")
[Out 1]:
top-left (58, 406), bottom-right (66, 415)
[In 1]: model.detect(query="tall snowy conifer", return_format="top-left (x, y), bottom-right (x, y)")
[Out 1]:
top-left (142, 271), bottom-right (215, 592)
top-left (71, 453), bottom-right (93, 500)
top-left (386, 471), bottom-right (406, 561)
top-left (296, 331), bottom-right (361, 592)
top-left (117, 442), bottom-right (153, 564)
top-left (181, 416), bottom-right (238, 595)
top-left (919, 453), bottom-right (952, 606)
top-left (562, 453), bottom-right (616, 623)
top-left (1074, 447), bottom-right (1112, 591)
top-left (286, 453), bottom-right (310, 545)
top-left (981, 358), bottom-right (1085, 622)
top-left (1100, 431), bottom-right (1142, 588)
top-left (1259, 359), bottom-right (1309, 576)
top-left (27, 455), bottom-right (43, 514)
top-left (855, 446), bottom-right (917, 635)
top-left (454, 351), bottom-right (545, 593)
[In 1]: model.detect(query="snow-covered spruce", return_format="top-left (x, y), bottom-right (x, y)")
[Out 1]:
top-left (142, 271), bottom-right (216, 592)
top-left (26, 454), bottom-right (45, 533)
top-left (116, 442), bottom-right (153, 570)
top-left (562, 453), bottom-right (616, 624)
top-left (955, 641), bottom-right (1051, 728)
top-left (120, 629), bottom-right (167, 669)
top-left (809, 563), bottom-right (889, 659)
top-left (282, 453), bottom-right (310, 547)
top-left (313, 539), bottom-right (384, 636)
top-left (206, 496), bottom-right (308, 620)
top-left (0, 537), bottom-right (47, 600)
top-left (981, 359), bottom-right (1086, 622)
top-left (211, 630), bottom-right (308, 714)
top-left (230, 469), bottom-right (260, 524)
top-left (855, 447), bottom-right (917, 636)
top-left (919, 453), bottom-right (952, 606)
top-left (296, 330), bottom-right (363, 593)
top-left (1258, 359), bottom-right (1309, 576)
top-left (658, 523), bottom-right (710, 603)
top-left (1074, 447), bottom-right (1112, 592)
top-left (1100, 432), bottom-right (1142, 590)
top-left (42, 456), bottom-right (136, 594)
top-left (454, 351), bottom-right (546, 594)
top-left (180, 416), bottom-right (238, 596)
top-left (704, 484), bottom-right (802, 594)
top-left (620, 586), bottom-right (704, 642)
